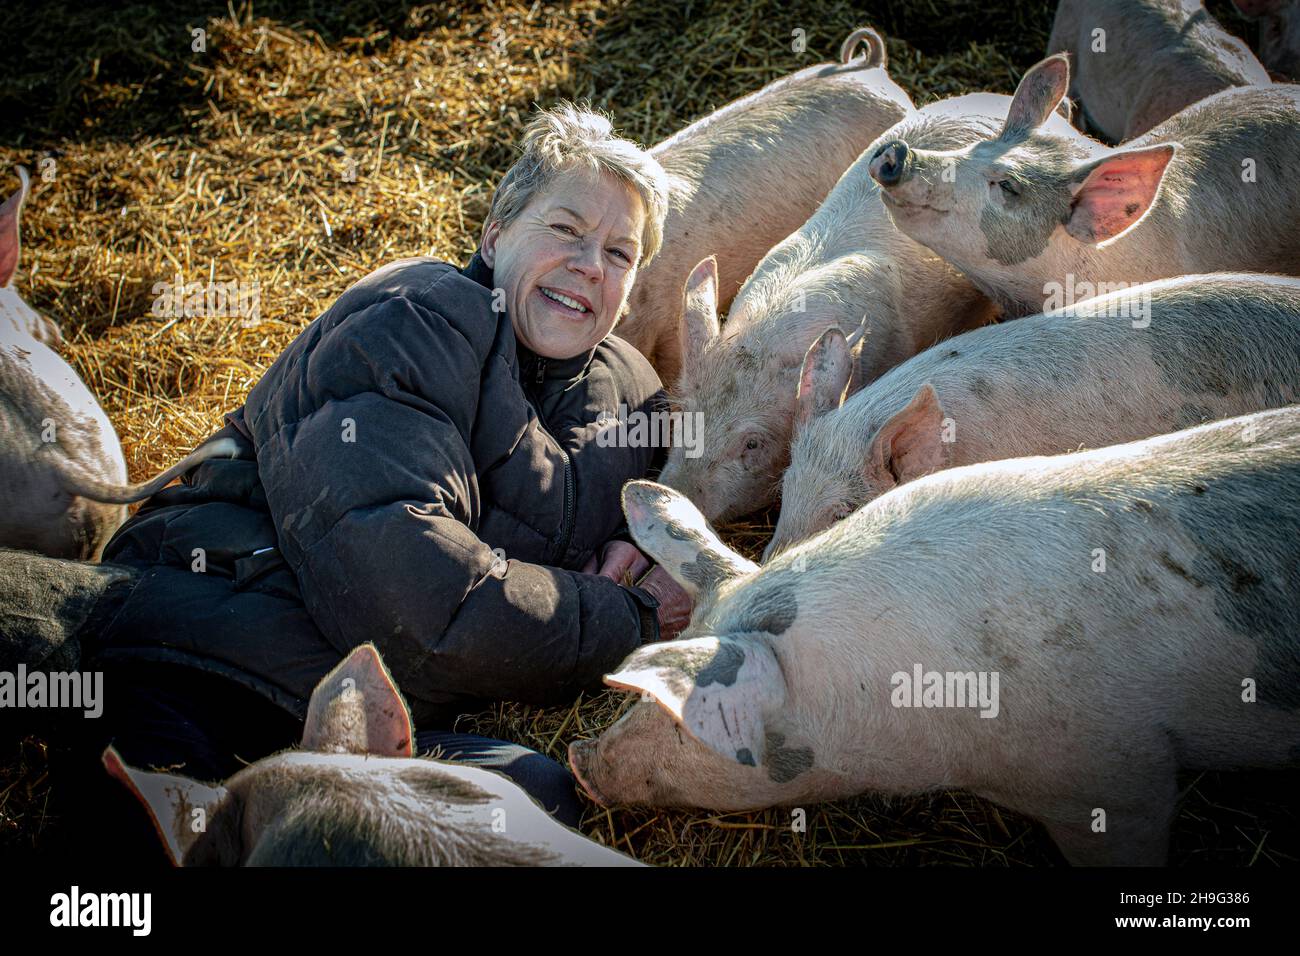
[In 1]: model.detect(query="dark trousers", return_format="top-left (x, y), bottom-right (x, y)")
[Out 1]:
top-left (1, 549), bottom-right (584, 864)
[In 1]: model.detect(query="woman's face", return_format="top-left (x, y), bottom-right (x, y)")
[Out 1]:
top-left (481, 167), bottom-right (645, 360)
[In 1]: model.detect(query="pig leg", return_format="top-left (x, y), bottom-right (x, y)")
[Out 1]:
top-left (1028, 766), bottom-right (1179, 866)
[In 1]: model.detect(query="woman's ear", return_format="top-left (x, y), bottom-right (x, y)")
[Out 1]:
top-left (480, 219), bottom-right (500, 268)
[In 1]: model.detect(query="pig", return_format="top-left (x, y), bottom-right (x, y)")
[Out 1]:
top-left (570, 409), bottom-right (1300, 865)
top-left (105, 643), bottom-right (641, 866)
top-left (767, 272), bottom-right (1300, 556)
top-left (867, 55), bottom-right (1300, 320)
top-left (617, 27), bottom-right (913, 386)
top-left (0, 166), bottom-right (237, 559)
top-left (657, 94), bottom-right (1059, 523)
top-left (1232, 0), bottom-right (1300, 78)
top-left (1048, 0), bottom-right (1271, 142)
top-left (0, 167), bottom-right (62, 347)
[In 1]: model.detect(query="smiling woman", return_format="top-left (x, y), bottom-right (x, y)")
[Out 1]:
top-left (479, 103), bottom-right (668, 359)
top-left (7, 101), bottom-right (694, 863)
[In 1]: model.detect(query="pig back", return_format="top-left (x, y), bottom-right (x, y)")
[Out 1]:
top-left (620, 59), bottom-right (913, 382)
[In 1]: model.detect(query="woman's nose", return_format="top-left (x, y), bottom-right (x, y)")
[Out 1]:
top-left (568, 237), bottom-right (604, 281)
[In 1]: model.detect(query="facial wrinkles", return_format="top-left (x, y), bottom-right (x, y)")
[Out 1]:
top-left (494, 172), bottom-right (643, 358)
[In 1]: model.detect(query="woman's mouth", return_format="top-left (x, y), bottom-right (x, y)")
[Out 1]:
top-left (538, 286), bottom-right (592, 318)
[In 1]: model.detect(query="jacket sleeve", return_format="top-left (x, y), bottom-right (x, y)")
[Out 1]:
top-left (250, 292), bottom-right (648, 708)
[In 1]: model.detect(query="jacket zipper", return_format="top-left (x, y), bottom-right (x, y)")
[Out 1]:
top-left (529, 357), bottom-right (576, 565)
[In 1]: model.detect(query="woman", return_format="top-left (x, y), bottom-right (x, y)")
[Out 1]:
top-left (12, 102), bottom-right (693, 862)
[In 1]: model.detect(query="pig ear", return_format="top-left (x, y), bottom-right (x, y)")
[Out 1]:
top-left (303, 643), bottom-right (415, 757)
top-left (0, 166), bottom-right (30, 288)
top-left (1002, 55), bottom-right (1071, 138)
top-left (622, 480), bottom-right (758, 601)
top-left (866, 384), bottom-right (950, 489)
top-left (102, 746), bottom-right (229, 867)
top-left (1065, 144), bottom-right (1176, 245)
top-left (795, 326), bottom-right (853, 430)
top-left (679, 256), bottom-right (720, 363)
top-left (605, 636), bottom-right (786, 768)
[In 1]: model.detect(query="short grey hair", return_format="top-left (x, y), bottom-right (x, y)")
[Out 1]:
top-left (483, 101), bottom-right (670, 265)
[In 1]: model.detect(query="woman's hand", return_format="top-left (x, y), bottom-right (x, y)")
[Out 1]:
top-left (582, 539), bottom-right (651, 583)
top-left (582, 540), bottom-right (694, 640)
top-left (637, 565), bottom-right (694, 641)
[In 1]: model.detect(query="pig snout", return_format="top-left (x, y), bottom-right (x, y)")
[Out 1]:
top-left (568, 739), bottom-right (608, 806)
top-left (869, 140), bottom-right (910, 186)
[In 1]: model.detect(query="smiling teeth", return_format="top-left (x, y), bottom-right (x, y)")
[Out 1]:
top-left (542, 288), bottom-right (587, 312)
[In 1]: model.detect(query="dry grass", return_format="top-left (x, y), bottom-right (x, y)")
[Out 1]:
top-left (2, 0), bottom-right (1295, 865)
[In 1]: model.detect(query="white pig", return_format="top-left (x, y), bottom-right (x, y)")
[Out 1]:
top-left (1232, 0), bottom-right (1300, 78)
top-left (0, 167), bottom-right (236, 559)
top-left (656, 93), bottom-right (1063, 522)
top-left (767, 273), bottom-right (1300, 555)
top-left (1048, 0), bottom-right (1271, 141)
top-left (106, 643), bottom-right (640, 866)
top-left (867, 55), bottom-right (1300, 319)
top-left (570, 409), bottom-right (1300, 865)
top-left (618, 27), bottom-right (913, 386)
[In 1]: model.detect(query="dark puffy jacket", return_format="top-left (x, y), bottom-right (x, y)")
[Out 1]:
top-left (92, 253), bottom-right (666, 727)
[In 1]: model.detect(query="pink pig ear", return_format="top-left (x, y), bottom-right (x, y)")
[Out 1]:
top-left (795, 326), bottom-right (853, 430)
top-left (679, 255), bottom-right (720, 364)
top-left (1002, 55), bottom-right (1071, 138)
top-left (866, 384), bottom-right (950, 489)
top-left (0, 166), bottom-right (31, 288)
top-left (102, 746), bottom-right (229, 866)
top-left (303, 643), bottom-right (415, 757)
top-left (605, 636), bottom-right (786, 768)
top-left (1066, 144), bottom-right (1176, 245)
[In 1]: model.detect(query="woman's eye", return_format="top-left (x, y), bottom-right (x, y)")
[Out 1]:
top-left (997, 179), bottom-right (1020, 197)
top-left (553, 224), bottom-right (578, 236)
top-left (609, 248), bottom-right (630, 263)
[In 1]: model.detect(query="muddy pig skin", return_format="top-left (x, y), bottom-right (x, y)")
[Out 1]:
top-left (617, 27), bottom-right (913, 387)
top-left (1048, 0), bottom-right (1270, 141)
top-left (867, 55), bottom-right (1300, 320)
top-left (768, 272), bottom-right (1300, 555)
top-left (571, 408), bottom-right (1300, 865)
top-left (106, 644), bottom-right (640, 866)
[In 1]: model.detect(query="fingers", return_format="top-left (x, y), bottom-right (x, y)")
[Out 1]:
top-left (639, 565), bottom-right (695, 641)
top-left (598, 540), bottom-right (650, 583)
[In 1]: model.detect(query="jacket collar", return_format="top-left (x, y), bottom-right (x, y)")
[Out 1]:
top-left (461, 249), bottom-right (598, 385)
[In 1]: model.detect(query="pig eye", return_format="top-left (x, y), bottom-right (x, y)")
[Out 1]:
top-left (996, 179), bottom-right (1020, 197)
